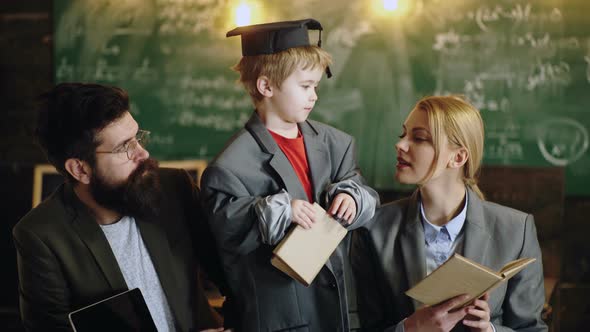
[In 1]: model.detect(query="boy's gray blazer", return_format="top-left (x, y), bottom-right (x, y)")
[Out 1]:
top-left (351, 188), bottom-right (547, 332)
top-left (201, 112), bottom-right (379, 332)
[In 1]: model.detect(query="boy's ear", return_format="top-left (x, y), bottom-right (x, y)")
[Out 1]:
top-left (448, 147), bottom-right (469, 169)
top-left (64, 158), bottom-right (92, 185)
top-left (256, 76), bottom-right (273, 98)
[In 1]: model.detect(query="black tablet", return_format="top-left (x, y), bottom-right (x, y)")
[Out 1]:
top-left (68, 288), bottom-right (157, 332)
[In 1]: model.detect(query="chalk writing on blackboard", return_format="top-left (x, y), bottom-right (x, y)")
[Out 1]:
top-left (157, 0), bottom-right (225, 36)
top-left (526, 61), bottom-right (570, 91)
top-left (486, 119), bottom-right (524, 162)
top-left (53, 0), bottom-right (590, 194)
top-left (56, 58), bottom-right (74, 82)
top-left (432, 3), bottom-right (562, 32)
top-left (462, 72), bottom-right (512, 112)
top-left (471, 3), bottom-right (533, 32)
top-left (537, 118), bottom-right (589, 166)
top-left (175, 112), bottom-right (250, 131)
top-left (150, 133), bottom-right (175, 146)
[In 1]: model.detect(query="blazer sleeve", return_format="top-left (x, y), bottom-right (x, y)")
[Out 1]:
top-left (200, 164), bottom-right (263, 258)
top-left (13, 226), bottom-right (72, 332)
top-left (494, 214), bottom-right (548, 332)
top-left (324, 137), bottom-right (379, 229)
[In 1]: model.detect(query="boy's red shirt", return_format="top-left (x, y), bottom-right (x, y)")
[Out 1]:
top-left (268, 129), bottom-right (314, 202)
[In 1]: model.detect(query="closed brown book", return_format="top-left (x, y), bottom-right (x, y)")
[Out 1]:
top-left (271, 203), bottom-right (348, 286)
top-left (405, 253), bottom-right (536, 309)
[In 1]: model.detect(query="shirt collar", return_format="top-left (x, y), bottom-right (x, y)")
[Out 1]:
top-left (420, 192), bottom-right (468, 243)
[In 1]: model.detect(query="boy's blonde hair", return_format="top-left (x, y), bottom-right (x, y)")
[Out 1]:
top-left (415, 95), bottom-right (486, 200)
top-left (232, 45), bottom-right (332, 103)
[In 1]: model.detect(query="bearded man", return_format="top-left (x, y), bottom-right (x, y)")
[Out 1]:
top-left (13, 83), bottom-right (228, 332)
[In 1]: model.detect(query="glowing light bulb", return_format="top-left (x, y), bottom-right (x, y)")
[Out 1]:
top-left (383, 0), bottom-right (399, 11)
top-left (235, 2), bottom-right (251, 26)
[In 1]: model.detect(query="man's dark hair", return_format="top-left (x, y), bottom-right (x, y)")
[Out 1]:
top-left (35, 83), bottom-right (130, 182)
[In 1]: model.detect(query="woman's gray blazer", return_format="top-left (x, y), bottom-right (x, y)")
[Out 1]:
top-left (352, 188), bottom-right (547, 332)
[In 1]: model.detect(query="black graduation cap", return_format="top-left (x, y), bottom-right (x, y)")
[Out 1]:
top-left (227, 18), bottom-right (332, 78)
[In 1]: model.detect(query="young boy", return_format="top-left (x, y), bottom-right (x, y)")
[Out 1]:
top-left (200, 19), bottom-right (378, 331)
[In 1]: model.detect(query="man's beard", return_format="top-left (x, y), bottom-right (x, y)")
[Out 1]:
top-left (90, 158), bottom-right (162, 219)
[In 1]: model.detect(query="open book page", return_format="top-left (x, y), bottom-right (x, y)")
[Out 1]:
top-left (472, 257), bottom-right (537, 303)
top-left (500, 257), bottom-right (536, 279)
top-left (406, 254), bottom-right (501, 307)
top-left (406, 254), bottom-right (536, 309)
top-left (271, 203), bottom-right (348, 286)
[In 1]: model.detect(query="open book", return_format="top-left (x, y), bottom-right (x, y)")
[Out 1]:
top-left (271, 203), bottom-right (348, 286)
top-left (405, 254), bottom-right (536, 309)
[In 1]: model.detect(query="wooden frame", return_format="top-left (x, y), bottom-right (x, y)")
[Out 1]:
top-left (32, 160), bottom-right (208, 208)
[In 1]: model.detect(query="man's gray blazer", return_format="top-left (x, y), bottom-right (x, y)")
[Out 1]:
top-left (351, 188), bottom-right (547, 332)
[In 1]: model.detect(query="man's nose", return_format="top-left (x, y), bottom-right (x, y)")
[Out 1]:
top-left (134, 143), bottom-right (149, 162)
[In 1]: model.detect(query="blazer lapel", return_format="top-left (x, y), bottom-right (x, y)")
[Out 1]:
top-left (246, 112), bottom-right (308, 200)
top-left (135, 216), bottom-right (188, 331)
top-left (66, 185), bottom-right (189, 330)
top-left (66, 185), bottom-right (127, 291)
top-left (299, 121), bottom-right (340, 274)
top-left (462, 188), bottom-right (492, 265)
top-left (246, 114), bottom-right (338, 274)
top-left (300, 121), bottom-right (329, 204)
top-left (400, 190), bottom-right (427, 311)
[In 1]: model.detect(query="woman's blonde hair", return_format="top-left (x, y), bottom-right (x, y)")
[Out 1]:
top-left (414, 95), bottom-right (486, 199)
top-left (232, 45), bottom-right (332, 103)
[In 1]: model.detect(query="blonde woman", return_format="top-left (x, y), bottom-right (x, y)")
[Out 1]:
top-left (352, 96), bottom-right (547, 332)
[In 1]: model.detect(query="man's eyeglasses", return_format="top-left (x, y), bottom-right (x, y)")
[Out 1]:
top-left (96, 130), bottom-right (150, 160)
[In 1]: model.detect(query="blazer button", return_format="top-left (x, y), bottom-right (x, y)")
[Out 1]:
top-left (329, 282), bottom-right (337, 289)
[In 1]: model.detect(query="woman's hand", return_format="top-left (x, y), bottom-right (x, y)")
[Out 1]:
top-left (463, 293), bottom-right (493, 332)
top-left (404, 294), bottom-right (470, 332)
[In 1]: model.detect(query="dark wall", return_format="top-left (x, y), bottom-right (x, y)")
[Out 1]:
top-left (0, 1), bottom-right (52, 329)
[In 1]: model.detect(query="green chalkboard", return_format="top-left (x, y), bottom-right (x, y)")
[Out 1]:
top-left (54, 0), bottom-right (590, 195)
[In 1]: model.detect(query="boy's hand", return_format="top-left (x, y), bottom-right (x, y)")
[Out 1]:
top-left (291, 199), bottom-right (316, 229)
top-left (329, 193), bottom-right (356, 224)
